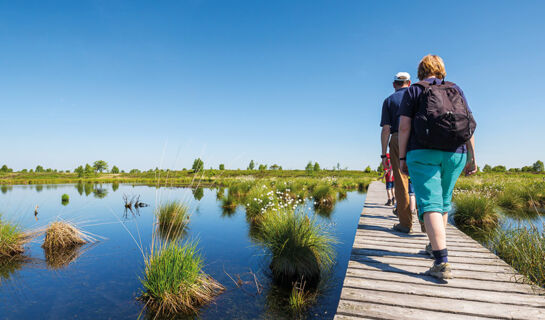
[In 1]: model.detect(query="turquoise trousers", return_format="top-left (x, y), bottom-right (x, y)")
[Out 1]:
top-left (406, 149), bottom-right (466, 222)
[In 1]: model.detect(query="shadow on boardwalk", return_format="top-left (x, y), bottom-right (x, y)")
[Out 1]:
top-left (334, 181), bottom-right (545, 320)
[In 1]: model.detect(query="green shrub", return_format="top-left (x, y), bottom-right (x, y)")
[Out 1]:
top-left (140, 241), bottom-right (224, 315)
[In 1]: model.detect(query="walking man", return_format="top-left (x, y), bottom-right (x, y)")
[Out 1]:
top-left (380, 72), bottom-right (412, 233)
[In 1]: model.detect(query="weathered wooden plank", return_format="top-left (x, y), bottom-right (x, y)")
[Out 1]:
top-left (336, 299), bottom-right (487, 320)
top-left (353, 237), bottom-right (493, 253)
top-left (345, 267), bottom-right (539, 294)
top-left (354, 235), bottom-right (490, 250)
top-left (351, 248), bottom-right (507, 266)
top-left (334, 315), bottom-right (374, 320)
top-left (349, 254), bottom-right (513, 273)
top-left (352, 242), bottom-right (500, 259)
top-left (355, 230), bottom-right (478, 244)
top-left (339, 288), bottom-right (545, 319)
top-left (347, 260), bottom-right (521, 283)
top-left (335, 181), bottom-right (545, 319)
top-left (341, 277), bottom-right (545, 308)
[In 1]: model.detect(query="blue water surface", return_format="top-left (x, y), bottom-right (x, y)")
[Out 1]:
top-left (0, 184), bottom-right (365, 319)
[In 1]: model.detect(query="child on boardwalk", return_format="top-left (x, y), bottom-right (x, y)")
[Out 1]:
top-left (381, 154), bottom-right (395, 206)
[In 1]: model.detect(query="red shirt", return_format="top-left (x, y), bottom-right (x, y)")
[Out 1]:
top-left (384, 159), bottom-right (394, 182)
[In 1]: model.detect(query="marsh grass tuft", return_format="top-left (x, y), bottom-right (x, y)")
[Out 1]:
top-left (489, 224), bottom-right (545, 288)
top-left (156, 202), bottom-right (190, 240)
top-left (42, 221), bottom-right (91, 252)
top-left (453, 192), bottom-right (498, 231)
top-left (139, 241), bottom-right (224, 316)
top-left (258, 207), bottom-right (336, 286)
top-left (61, 193), bottom-right (69, 205)
top-left (312, 184), bottom-right (336, 210)
top-left (0, 216), bottom-right (30, 257)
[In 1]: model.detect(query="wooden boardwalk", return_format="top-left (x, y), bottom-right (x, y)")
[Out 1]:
top-left (335, 181), bottom-right (545, 320)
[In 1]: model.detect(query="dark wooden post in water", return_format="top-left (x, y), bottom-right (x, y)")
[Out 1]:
top-left (335, 181), bottom-right (545, 320)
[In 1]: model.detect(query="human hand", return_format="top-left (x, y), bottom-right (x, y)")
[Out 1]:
top-left (382, 157), bottom-right (388, 169)
top-left (464, 157), bottom-right (477, 176)
top-left (400, 160), bottom-right (409, 176)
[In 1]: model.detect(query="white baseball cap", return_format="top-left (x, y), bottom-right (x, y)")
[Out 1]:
top-left (394, 72), bottom-right (411, 81)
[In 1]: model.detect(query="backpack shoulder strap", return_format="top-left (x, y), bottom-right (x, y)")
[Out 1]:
top-left (415, 81), bottom-right (430, 88)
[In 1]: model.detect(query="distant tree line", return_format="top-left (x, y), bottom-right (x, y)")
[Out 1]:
top-left (482, 160), bottom-right (544, 173)
top-left (8, 158), bottom-right (542, 174)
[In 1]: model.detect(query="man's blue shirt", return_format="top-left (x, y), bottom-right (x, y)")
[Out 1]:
top-left (380, 87), bottom-right (408, 134)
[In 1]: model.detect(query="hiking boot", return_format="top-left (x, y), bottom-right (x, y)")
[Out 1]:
top-left (424, 262), bottom-right (453, 280)
top-left (385, 199), bottom-right (392, 206)
top-left (392, 223), bottom-right (410, 233)
top-left (425, 243), bottom-right (433, 258)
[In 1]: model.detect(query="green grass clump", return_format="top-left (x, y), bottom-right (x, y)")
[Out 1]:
top-left (156, 202), bottom-right (190, 240)
top-left (453, 192), bottom-right (498, 231)
top-left (140, 241), bottom-right (224, 315)
top-left (489, 225), bottom-right (545, 288)
top-left (497, 189), bottom-right (525, 212)
top-left (221, 193), bottom-right (238, 211)
top-left (0, 216), bottom-right (28, 257)
top-left (244, 186), bottom-right (275, 221)
top-left (61, 193), bottom-right (69, 205)
top-left (312, 184), bottom-right (336, 209)
top-left (258, 208), bottom-right (336, 285)
top-left (227, 181), bottom-right (253, 198)
top-left (288, 281), bottom-right (317, 314)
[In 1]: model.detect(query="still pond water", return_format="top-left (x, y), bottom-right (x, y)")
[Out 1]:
top-left (0, 184), bottom-right (365, 319)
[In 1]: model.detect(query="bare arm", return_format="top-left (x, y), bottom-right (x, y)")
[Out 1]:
top-left (398, 116), bottom-right (412, 175)
top-left (381, 125), bottom-right (390, 167)
top-left (464, 136), bottom-right (477, 175)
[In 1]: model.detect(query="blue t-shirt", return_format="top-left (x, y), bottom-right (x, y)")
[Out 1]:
top-left (380, 87), bottom-right (408, 134)
top-left (397, 78), bottom-right (471, 153)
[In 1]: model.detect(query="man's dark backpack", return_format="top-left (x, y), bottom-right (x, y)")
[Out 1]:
top-left (413, 80), bottom-right (476, 150)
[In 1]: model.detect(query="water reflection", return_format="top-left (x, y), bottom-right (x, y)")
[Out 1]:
top-left (0, 184), bottom-right (366, 319)
top-left (76, 182), bottom-right (84, 195)
top-left (156, 223), bottom-right (188, 241)
top-left (84, 183), bottom-right (93, 196)
top-left (0, 256), bottom-right (27, 284)
top-left (1, 185), bottom-right (12, 194)
top-left (192, 187), bottom-right (204, 201)
top-left (93, 186), bottom-right (108, 199)
top-left (44, 244), bottom-right (91, 270)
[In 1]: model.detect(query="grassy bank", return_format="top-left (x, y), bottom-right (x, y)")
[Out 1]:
top-left (453, 173), bottom-right (545, 288)
top-left (0, 169), bottom-right (379, 186)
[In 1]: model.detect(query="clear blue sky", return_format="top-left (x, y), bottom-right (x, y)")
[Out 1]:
top-left (1, 1), bottom-right (544, 171)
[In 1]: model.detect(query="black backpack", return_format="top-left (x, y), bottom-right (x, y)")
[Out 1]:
top-left (413, 80), bottom-right (476, 150)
